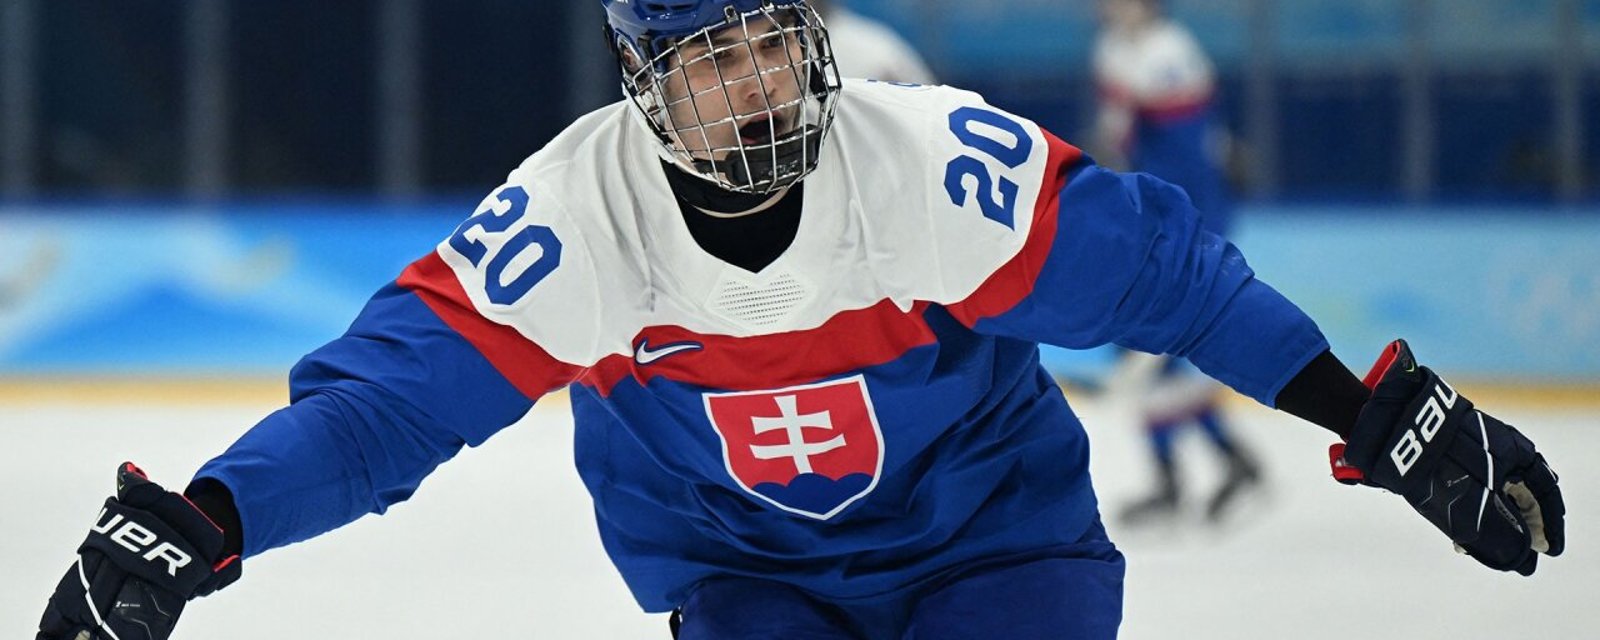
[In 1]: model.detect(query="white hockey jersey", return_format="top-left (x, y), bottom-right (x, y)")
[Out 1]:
top-left (196, 79), bottom-right (1326, 612)
top-left (433, 79), bottom-right (1057, 374)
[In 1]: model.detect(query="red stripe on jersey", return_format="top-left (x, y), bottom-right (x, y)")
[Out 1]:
top-left (581, 300), bottom-right (938, 397)
top-left (1095, 79), bottom-right (1213, 122)
top-left (1138, 92), bottom-right (1212, 124)
top-left (397, 252), bottom-right (582, 399)
top-left (946, 130), bottom-right (1083, 328)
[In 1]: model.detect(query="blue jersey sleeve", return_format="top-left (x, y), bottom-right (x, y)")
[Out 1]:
top-left (192, 261), bottom-right (566, 557)
top-left (967, 155), bottom-right (1327, 406)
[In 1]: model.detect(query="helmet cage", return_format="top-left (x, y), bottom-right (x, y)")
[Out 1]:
top-left (614, 3), bottom-right (841, 194)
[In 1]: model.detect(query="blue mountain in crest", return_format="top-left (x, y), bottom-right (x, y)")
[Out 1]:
top-left (753, 472), bottom-right (873, 516)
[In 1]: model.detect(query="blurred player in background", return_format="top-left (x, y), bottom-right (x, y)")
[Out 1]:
top-left (811, 0), bottom-right (935, 84)
top-left (37, 1), bottom-right (1565, 639)
top-left (1091, 0), bottom-right (1259, 525)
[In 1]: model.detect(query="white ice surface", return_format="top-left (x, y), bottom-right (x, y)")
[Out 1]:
top-left (4, 393), bottom-right (1595, 639)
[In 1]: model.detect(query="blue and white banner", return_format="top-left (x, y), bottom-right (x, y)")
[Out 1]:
top-left (0, 203), bottom-right (462, 375)
top-left (2, 204), bottom-right (1597, 380)
top-left (1041, 208), bottom-right (1600, 381)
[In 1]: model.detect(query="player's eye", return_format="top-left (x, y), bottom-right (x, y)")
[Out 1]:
top-left (672, 48), bottom-right (704, 68)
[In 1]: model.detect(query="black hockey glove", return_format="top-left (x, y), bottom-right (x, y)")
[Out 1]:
top-left (38, 463), bottom-right (241, 640)
top-left (1329, 340), bottom-right (1565, 575)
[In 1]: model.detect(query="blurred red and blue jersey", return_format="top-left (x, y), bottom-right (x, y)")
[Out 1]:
top-left (1094, 20), bottom-right (1231, 234)
top-left (194, 81), bottom-right (1325, 613)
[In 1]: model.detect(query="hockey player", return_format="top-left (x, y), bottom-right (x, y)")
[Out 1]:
top-left (38, 2), bottom-right (1566, 639)
top-left (1090, 0), bottom-right (1259, 524)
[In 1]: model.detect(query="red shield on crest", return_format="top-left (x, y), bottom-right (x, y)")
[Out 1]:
top-left (702, 375), bottom-right (884, 520)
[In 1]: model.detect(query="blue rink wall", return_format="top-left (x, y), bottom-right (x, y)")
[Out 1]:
top-left (0, 204), bottom-right (1597, 381)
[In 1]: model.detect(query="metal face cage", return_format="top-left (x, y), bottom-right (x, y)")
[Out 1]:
top-left (616, 3), bottom-right (841, 194)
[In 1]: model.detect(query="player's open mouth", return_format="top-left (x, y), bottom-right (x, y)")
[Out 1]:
top-left (738, 116), bottom-right (785, 145)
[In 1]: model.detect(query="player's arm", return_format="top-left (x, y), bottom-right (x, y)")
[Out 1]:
top-left (959, 142), bottom-right (1564, 575)
top-left (37, 278), bottom-right (561, 640)
top-left (38, 183), bottom-right (584, 640)
top-left (1062, 160), bottom-right (1564, 575)
top-left (964, 153), bottom-right (1325, 405)
top-left (188, 269), bottom-right (570, 556)
top-left (1091, 160), bottom-right (1566, 574)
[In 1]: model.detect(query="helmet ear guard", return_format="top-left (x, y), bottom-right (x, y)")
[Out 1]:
top-left (602, 0), bottom-right (842, 194)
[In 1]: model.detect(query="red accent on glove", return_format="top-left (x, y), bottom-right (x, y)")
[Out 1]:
top-left (213, 554), bottom-right (241, 573)
top-left (1330, 340), bottom-right (1407, 483)
top-left (1360, 340), bottom-right (1403, 390)
top-left (1329, 443), bottom-right (1365, 484)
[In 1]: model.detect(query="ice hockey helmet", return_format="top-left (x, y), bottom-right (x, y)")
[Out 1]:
top-left (602, 0), bottom-right (842, 194)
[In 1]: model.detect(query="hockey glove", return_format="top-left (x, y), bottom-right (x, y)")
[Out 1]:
top-left (38, 463), bottom-right (241, 640)
top-left (1330, 340), bottom-right (1565, 575)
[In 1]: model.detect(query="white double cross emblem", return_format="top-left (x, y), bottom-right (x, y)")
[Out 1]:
top-left (749, 395), bottom-right (846, 474)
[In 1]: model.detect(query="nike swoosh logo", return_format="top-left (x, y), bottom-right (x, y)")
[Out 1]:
top-left (634, 339), bottom-right (702, 365)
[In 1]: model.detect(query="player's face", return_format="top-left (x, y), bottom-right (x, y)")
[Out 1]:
top-left (659, 17), bottom-right (808, 162)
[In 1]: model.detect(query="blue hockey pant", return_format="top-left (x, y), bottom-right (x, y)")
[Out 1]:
top-left (674, 519), bottom-right (1124, 639)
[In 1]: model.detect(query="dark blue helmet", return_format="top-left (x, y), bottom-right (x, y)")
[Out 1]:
top-left (602, 0), bottom-right (841, 194)
top-left (604, 0), bottom-right (809, 68)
